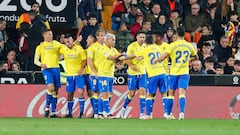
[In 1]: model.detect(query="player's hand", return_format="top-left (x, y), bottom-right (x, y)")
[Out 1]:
top-left (130, 65), bottom-right (137, 72)
top-left (136, 56), bottom-right (143, 60)
top-left (94, 71), bottom-right (98, 78)
top-left (152, 59), bottom-right (158, 64)
top-left (82, 20), bottom-right (88, 26)
top-left (76, 35), bottom-right (82, 42)
top-left (78, 69), bottom-right (84, 75)
top-left (40, 64), bottom-right (48, 69)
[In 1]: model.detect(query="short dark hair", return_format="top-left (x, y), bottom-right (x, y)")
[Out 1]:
top-left (136, 30), bottom-right (146, 36)
top-left (215, 64), bottom-right (224, 69)
top-left (146, 36), bottom-right (153, 44)
top-left (64, 34), bottom-right (73, 39)
top-left (202, 42), bottom-right (211, 47)
top-left (28, 10), bottom-right (37, 16)
top-left (31, 2), bottom-right (40, 7)
top-left (152, 30), bottom-right (163, 38)
top-left (0, 18), bottom-right (6, 24)
top-left (42, 29), bottom-right (52, 35)
top-left (176, 27), bottom-right (185, 37)
top-left (205, 57), bottom-right (215, 63)
top-left (234, 60), bottom-right (240, 66)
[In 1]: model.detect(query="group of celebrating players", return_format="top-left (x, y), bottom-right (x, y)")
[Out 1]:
top-left (34, 27), bottom-right (198, 120)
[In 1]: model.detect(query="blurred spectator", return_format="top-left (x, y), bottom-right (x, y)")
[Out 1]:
top-left (163, 0), bottom-right (183, 19)
top-left (10, 61), bottom-right (21, 72)
top-left (232, 32), bottom-right (240, 48)
top-left (171, 31), bottom-right (178, 42)
top-left (80, 14), bottom-right (98, 49)
top-left (130, 15), bottom-right (144, 37)
top-left (198, 42), bottom-right (215, 63)
top-left (232, 59), bottom-right (240, 75)
top-left (112, 0), bottom-right (132, 31)
top-left (206, 2), bottom-right (218, 29)
top-left (214, 0), bottom-right (237, 42)
top-left (204, 56), bottom-right (216, 74)
top-left (18, 22), bottom-right (31, 71)
top-left (152, 14), bottom-right (173, 34)
top-left (224, 55), bottom-right (235, 74)
top-left (235, 42), bottom-right (240, 60)
top-left (163, 26), bottom-right (175, 43)
top-left (189, 59), bottom-right (206, 74)
top-left (141, 20), bottom-right (152, 36)
top-left (115, 22), bottom-right (134, 51)
top-left (184, 3), bottom-right (207, 43)
top-left (6, 50), bottom-right (17, 70)
top-left (28, 2), bottom-right (50, 71)
top-left (215, 64), bottom-right (224, 75)
top-left (145, 3), bottom-right (163, 23)
top-left (205, 0), bottom-right (218, 15)
top-left (0, 61), bottom-right (8, 74)
top-left (197, 24), bottom-right (215, 49)
top-left (182, 0), bottom-right (205, 17)
top-left (115, 61), bottom-right (127, 73)
top-left (170, 10), bottom-right (183, 31)
top-left (122, 5), bottom-right (140, 25)
top-left (77, 0), bottom-right (103, 35)
top-left (224, 11), bottom-right (239, 47)
top-left (136, 0), bottom-right (152, 15)
top-left (213, 35), bottom-right (232, 66)
top-left (56, 33), bottom-right (65, 44)
top-left (16, 9), bottom-right (38, 30)
top-left (0, 19), bottom-right (7, 60)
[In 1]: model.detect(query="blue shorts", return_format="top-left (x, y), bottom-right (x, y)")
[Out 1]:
top-left (98, 77), bottom-right (114, 93)
top-left (147, 74), bottom-right (167, 94)
top-left (42, 68), bottom-right (61, 89)
top-left (169, 74), bottom-right (190, 90)
top-left (66, 75), bottom-right (84, 92)
top-left (83, 74), bottom-right (91, 90)
top-left (128, 74), bottom-right (147, 90)
top-left (90, 76), bottom-right (99, 92)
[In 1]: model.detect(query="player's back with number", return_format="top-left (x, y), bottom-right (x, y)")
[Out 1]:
top-left (167, 40), bottom-right (196, 75)
top-left (139, 44), bottom-right (165, 77)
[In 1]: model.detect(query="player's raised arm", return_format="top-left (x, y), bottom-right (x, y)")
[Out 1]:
top-left (153, 52), bottom-right (170, 64)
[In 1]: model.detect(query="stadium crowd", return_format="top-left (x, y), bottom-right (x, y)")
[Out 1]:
top-left (1, 0), bottom-right (240, 75)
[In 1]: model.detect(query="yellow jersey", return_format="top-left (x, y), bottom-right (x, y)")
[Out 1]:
top-left (166, 39), bottom-right (197, 75)
top-left (60, 44), bottom-right (86, 76)
top-left (136, 44), bottom-right (165, 77)
top-left (98, 45), bottom-right (119, 78)
top-left (87, 42), bottom-right (103, 75)
top-left (127, 41), bottom-right (146, 75)
top-left (83, 48), bottom-right (90, 74)
top-left (35, 40), bottom-right (65, 69)
top-left (158, 42), bottom-right (170, 75)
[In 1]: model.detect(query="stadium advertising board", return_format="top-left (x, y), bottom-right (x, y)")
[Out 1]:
top-left (0, 85), bottom-right (239, 119)
top-left (0, 0), bottom-right (76, 28)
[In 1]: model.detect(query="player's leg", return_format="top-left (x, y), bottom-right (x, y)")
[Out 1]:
top-left (167, 75), bottom-right (178, 119)
top-left (99, 77), bottom-right (113, 119)
top-left (84, 74), bottom-right (94, 117)
top-left (159, 74), bottom-right (168, 118)
top-left (145, 76), bottom-right (157, 119)
top-left (42, 69), bottom-right (55, 118)
top-left (90, 76), bottom-right (99, 118)
top-left (178, 75), bottom-right (190, 120)
top-left (64, 76), bottom-right (75, 118)
top-left (50, 68), bottom-right (61, 118)
top-left (108, 78), bottom-right (114, 114)
top-left (139, 74), bottom-right (147, 119)
top-left (121, 75), bottom-right (137, 118)
top-left (76, 75), bottom-right (85, 118)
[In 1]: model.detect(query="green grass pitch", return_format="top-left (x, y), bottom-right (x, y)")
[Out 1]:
top-left (0, 118), bottom-right (239, 135)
